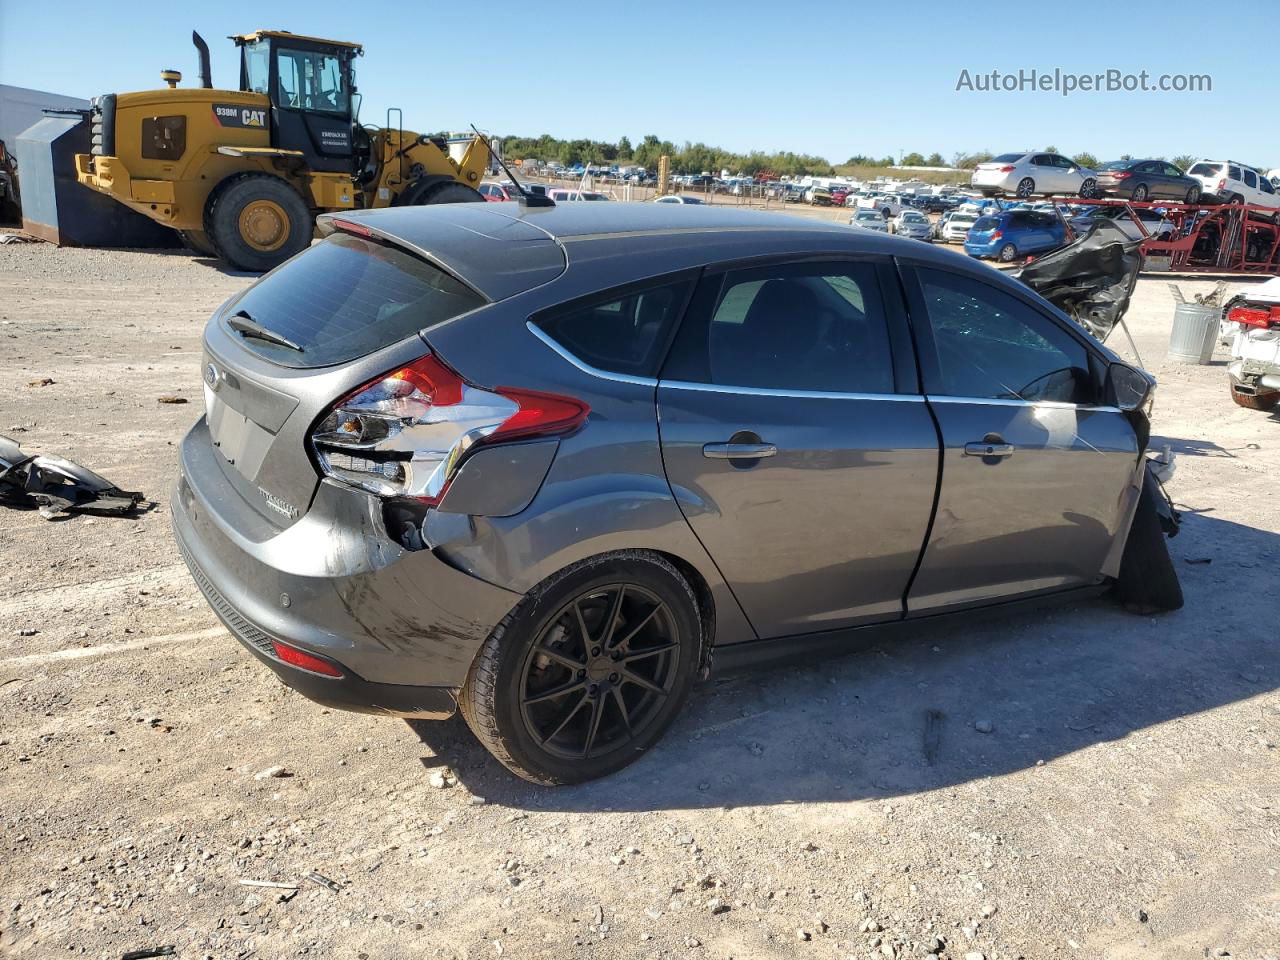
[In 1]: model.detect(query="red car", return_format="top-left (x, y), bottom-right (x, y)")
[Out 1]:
top-left (830, 188), bottom-right (851, 206)
top-left (479, 182), bottom-right (519, 202)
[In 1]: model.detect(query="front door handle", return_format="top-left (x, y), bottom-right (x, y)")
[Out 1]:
top-left (964, 440), bottom-right (1015, 458)
top-left (703, 442), bottom-right (777, 460)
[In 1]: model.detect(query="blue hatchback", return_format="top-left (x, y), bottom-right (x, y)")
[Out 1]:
top-left (964, 210), bottom-right (1067, 263)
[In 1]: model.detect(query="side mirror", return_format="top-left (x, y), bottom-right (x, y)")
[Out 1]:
top-left (1107, 362), bottom-right (1154, 412)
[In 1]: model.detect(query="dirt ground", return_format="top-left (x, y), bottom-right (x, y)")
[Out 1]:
top-left (1, 239), bottom-right (1277, 960)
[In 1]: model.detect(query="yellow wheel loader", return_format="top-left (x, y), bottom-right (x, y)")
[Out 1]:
top-left (75, 30), bottom-right (491, 271)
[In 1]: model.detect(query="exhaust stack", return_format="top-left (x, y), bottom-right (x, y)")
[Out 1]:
top-left (192, 31), bottom-right (212, 89)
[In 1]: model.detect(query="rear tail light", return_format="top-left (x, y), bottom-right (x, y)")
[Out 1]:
top-left (310, 352), bottom-right (588, 503)
top-left (991, 230), bottom-right (1003, 239)
top-left (1217, 178), bottom-right (1227, 191)
top-left (999, 165), bottom-right (1015, 173)
top-left (1228, 305), bottom-right (1280, 329)
top-left (271, 640), bottom-right (344, 678)
top-left (1111, 172), bottom-right (1131, 180)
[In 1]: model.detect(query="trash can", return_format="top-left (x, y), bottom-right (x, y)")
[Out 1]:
top-left (1167, 302), bottom-right (1219, 364)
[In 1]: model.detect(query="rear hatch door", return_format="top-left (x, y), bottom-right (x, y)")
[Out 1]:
top-left (200, 211), bottom-right (565, 531)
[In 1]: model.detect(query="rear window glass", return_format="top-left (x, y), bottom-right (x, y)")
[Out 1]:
top-left (972, 217), bottom-right (999, 231)
top-left (1097, 160), bottom-right (1130, 171)
top-left (1188, 162), bottom-right (1220, 176)
top-left (992, 153), bottom-right (1024, 163)
top-left (532, 280), bottom-right (691, 377)
top-left (222, 233), bottom-right (485, 368)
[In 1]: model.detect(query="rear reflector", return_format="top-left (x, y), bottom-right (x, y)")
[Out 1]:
top-left (271, 640), bottom-right (344, 677)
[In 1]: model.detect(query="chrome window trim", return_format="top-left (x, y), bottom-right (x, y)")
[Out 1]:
top-left (525, 321), bottom-right (658, 387)
top-left (927, 395), bottom-right (1120, 412)
top-left (660, 379), bottom-right (923, 402)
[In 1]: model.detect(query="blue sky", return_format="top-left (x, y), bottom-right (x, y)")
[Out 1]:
top-left (1, 0), bottom-right (1272, 166)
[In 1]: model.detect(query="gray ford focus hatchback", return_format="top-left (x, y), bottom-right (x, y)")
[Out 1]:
top-left (173, 203), bottom-right (1180, 784)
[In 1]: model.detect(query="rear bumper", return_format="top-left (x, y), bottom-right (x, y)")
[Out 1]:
top-left (172, 417), bottom-right (521, 717)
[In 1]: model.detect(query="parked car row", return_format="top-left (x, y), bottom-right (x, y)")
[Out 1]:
top-left (973, 153), bottom-right (1280, 210)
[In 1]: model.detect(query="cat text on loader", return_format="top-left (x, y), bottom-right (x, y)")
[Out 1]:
top-left (75, 30), bottom-right (490, 271)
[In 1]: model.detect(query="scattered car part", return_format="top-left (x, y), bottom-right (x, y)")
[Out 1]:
top-left (0, 436), bottom-right (145, 518)
top-left (1014, 220), bottom-right (1143, 341)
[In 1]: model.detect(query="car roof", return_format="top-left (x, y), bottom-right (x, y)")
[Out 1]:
top-left (322, 203), bottom-right (1006, 302)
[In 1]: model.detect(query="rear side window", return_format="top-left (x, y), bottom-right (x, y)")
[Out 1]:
top-left (918, 268), bottom-right (1094, 404)
top-left (532, 280), bottom-right (691, 377)
top-left (662, 261), bottom-right (895, 394)
top-left (992, 153), bottom-right (1024, 163)
top-left (223, 232), bottom-right (485, 368)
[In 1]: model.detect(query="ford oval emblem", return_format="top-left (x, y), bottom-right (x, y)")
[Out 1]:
top-left (204, 362), bottom-right (219, 390)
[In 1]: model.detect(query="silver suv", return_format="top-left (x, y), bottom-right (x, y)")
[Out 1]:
top-left (174, 204), bottom-right (1181, 784)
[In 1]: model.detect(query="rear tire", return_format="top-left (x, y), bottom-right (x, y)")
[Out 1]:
top-left (1115, 486), bottom-right (1183, 614)
top-left (1230, 384), bottom-right (1280, 410)
top-left (206, 175), bottom-right (312, 273)
top-left (1016, 177), bottom-right (1035, 198)
top-left (1132, 184), bottom-right (1149, 202)
top-left (997, 242), bottom-right (1018, 263)
top-left (460, 552), bottom-right (702, 785)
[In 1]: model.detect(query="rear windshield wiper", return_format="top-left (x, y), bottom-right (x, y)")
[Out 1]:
top-left (226, 312), bottom-right (303, 352)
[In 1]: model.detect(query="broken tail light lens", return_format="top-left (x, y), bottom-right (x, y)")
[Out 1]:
top-left (310, 352), bottom-right (588, 503)
top-left (1228, 306), bottom-right (1280, 329)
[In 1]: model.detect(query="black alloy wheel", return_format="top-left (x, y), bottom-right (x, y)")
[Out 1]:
top-left (518, 583), bottom-right (679, 761)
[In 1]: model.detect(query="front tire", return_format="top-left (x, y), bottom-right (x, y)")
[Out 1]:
top-left (205, 175), bottom-right (312, 272)
top-left (1185, 185), bottom-right (1201, 205)
top-left (1115, 485), bottom-right (1183, 614)
top-left (460, 553), bottom-right (702, 785)
top-left (178, 228), bottom-right (216, 257)
top-left (401, 179), bottom-right (487, 206)
top-left (1079, 178), bottom-right (1098, 198)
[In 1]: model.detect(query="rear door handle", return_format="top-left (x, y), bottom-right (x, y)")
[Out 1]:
top-left (703, 442), bottom-right (777, 460)
top-left (964, 441), bottom-right (1015, 458)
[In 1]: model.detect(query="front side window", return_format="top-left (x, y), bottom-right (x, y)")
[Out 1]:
top-left (243, 41), bottom-right (270, 94)
top-left (276, 47), bottom-right (348, 113)
top-left (918, 268), bottom-right (1094, 404)
top-left (663, 262), bottom-right (895, 394)
top-left (533, 281), bottom-right (691, 377)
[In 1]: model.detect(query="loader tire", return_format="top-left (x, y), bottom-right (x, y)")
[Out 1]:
top-left (206, 175), bottom-right (313, 273)
top-left (178, 229), bottom-right (216, 257)
top-left (1229, 384), bottom-right (1280, 410)
top-left (1114, 485), bottom-right (1183, 614)
top-left (401, 179), bottom-right (485, 206)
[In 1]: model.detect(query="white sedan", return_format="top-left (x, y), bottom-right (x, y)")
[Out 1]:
top-left (972, 152), bottom-right (1097, 199)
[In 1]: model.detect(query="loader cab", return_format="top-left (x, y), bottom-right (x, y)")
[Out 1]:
top-left (233, 31), bottom-right (362, 174)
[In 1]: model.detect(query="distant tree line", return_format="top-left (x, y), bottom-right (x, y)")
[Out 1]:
top-left (499, 135), bottom-right (1219, 177)
top-left (501, 133), bottom-right (834, 177)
